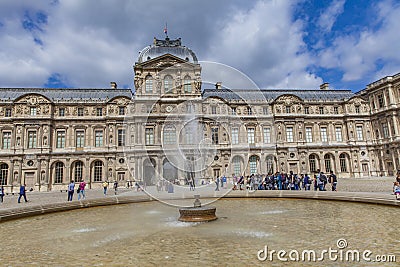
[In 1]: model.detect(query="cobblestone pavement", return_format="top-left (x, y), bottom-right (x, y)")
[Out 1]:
top-left (0, 176), bottom-right (397, 210)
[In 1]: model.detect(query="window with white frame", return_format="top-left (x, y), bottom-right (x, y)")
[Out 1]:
top-left (183, 76), bottom-right (192, 93)
top-left (305, 127), bottom-right (313, 143)
top-left (286, 127), bottom-right (293, 142)
top-left (145, 128), bottom-right (154, 145)
top-left (320, 127), bottom-right (328, 142)
top-left (56, 130), bottom-right (66, 148)
top-left (164, 75), bottom-right (173, 93)
top-left (27, 131), bottom-right (37, 148)
top-left (233, 157), bottom-right (241, 176)
top-left (356, 126), bottom-right (363, 140)
top-left (247, 128), bottom-right (255, 144)
top-left (5, 108), bottom-right (12, 117)
top-left (145, 75), bottom-right (153, 93)
top-left (94, 161), bottom-right (103, 182)
top-left (118, 129), bottom-right (126, 146)
top-left (335, 127), bottom-right (342, 142)
top-left (59, 108), bottom-right (65, 117)
top-left (2, 132), bottom-right (11, 149)
top-left (95, 130), bottom-right (103, 147)
top-left (163, 126), bottom-right (176, 145)
top-left (263, 127), bottom-right (271, 143)
top-left (382, 123), bottom-right (389, 138)
top-left (212, 127), bottom-right (219, 145)
top-left (76, 130), bottom-right (84, 148)
top-left (96, 108), bottom-right (102, 116)
top-left (55, 162), bottom-right (64, 183)
top-left (249, 155), bottom-right (257, 174)
top-left (231, 107), bottom-right (236, 115)
top-left (231, 128), bottom-right (239, 144)
top-left (30, 107), bottom-right (37, 116)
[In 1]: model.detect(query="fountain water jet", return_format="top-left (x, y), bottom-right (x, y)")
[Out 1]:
top-left (178, 195), bottom-right (217, 222)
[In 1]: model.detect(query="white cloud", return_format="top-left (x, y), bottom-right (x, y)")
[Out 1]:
top-left (318, 0), bottom-right (400, 82)
top-left (317, 0), bottom-right (345, 32)
top-left (207, 0), bottom-right (323, 89)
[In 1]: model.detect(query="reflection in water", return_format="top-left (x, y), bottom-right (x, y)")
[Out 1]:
top-left (0, 199), bottom-right (398, 266)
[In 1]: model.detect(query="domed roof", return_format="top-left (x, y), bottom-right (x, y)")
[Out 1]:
top-left (137, 37), bottom-right (198, 64)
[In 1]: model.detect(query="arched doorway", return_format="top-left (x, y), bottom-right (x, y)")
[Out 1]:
top-left (163, 159), bottom-right (178, 182)
top-left (143, 158), bottom-right (156, 185)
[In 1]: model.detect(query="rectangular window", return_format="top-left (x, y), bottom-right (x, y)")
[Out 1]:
top-left (286, 106), bottom-right (291, 113)
top-left (356, 126), bottom-right (363, 141)
top-left (334, 107), bottom-right (338, 114)
top-left (355, 106), bottom-right (360, 113)
top-left (119, 106), bottom-right (125, 115)
top-left (5, 108), bottom-right (12, 117)
top-left (118, 129), bottom-right (126, 146)
top-left (59, 108), bottom-right (65, 117)
top-left (247, 107), bottom-right (252, 115)
top-left (56, 131), bottom-right (66, 148)
top-left (96, 108), bottom-right (103, 116)
top-left (30, 107), bottom-right (37, 116)
top-left (335, 127), bottom-right (342, 142)
top-left (320, 127), bottom-right (328, 142)
top-left (78, 108), bottom-right (84, 116)
top-left (212, 127), bottom-right (219, 145)
top-left (304, 107), bottom-right (309, 114)
top-left (76, 130), bottom-right (84, 148)
top-left (319, 107), bottom-right (324, 114)
top-left (186, 104), bottom-right (192, 113)
top-left (2, 132), bottom-right (11, 149)
top-left (95, 130), bottom-right (103, 147)
top-left (263, 107), bottom-right (268, 115)
top-left (184, 80), bottom-right (192, 93)
top-left (247, 128), bottom-right (255, 144)
top-left (163, 128), bottom-right (176, 145)
top-left (382, 123), bottom-right (389, 138)
top-left (231, 128), bottom-right (239, 144)
top-left (145, 128), bottom-right (154, 145)
top-left (118, 172), bottom-right (125, 181)
top-left (27, 131), bottom-right (37, 148)
top-left (211, 106), bottom-right (217, 114)
top-left (231, 107), bottom-right (236, 115)
top-left (306, 127), bottom-right (313, 143)
top-left (378, 94), bottom-right (384, 108)
top-left (263, 128), bottom-right (271, 144)
top-left (286, 127), bottom-right (293, 142)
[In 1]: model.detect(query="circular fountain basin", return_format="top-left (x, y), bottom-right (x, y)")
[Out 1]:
top-left (178, 206), bottom-right (217, 222)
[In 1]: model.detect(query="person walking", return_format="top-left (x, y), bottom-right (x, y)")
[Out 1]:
top-left (18, 184), bottom-right (28, 203)
top-left (114, 180), bottom-right (118, 195)
top-left (102, 181), bottom-right (108, 196)
top-left (0, 186), bottom-right (4, 203)
top-left (215, 177), bottom-right (220, 191)
top-left (67, 180), bottom-right (75, 201)
top-left (78, 180), bottom-right (86, 200)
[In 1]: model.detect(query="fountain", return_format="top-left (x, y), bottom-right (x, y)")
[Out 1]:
top-left (178, 195), bottom-right (217, 222)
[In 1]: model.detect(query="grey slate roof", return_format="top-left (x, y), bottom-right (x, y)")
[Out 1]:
top-left (0, 88), bottom-right (133, 102)
top-left (202, 89), bottom-right (355, 102)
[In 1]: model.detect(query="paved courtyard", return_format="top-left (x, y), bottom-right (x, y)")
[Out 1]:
top-left (0, 176), bottom-right (397, 210)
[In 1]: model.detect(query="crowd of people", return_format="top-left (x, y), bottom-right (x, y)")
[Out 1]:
top-left (225, 169), bottom-right (338, 192)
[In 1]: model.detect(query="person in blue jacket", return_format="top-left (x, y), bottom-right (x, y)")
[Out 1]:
top-left (18, 184), bottom-right (28, 203)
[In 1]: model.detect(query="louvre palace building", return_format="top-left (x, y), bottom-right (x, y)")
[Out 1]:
top-left (0, 36), bottom-right (400, 192)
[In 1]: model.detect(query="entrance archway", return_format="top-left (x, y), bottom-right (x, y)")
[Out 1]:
top-left (143, 158), bottom-right (156, 185)
top-left (163, 159), bottom-right (178, 182)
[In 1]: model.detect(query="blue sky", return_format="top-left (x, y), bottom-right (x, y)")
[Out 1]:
top-left (0, 0), bottom-right (399, 92)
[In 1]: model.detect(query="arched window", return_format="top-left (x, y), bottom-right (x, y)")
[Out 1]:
top-left (0, 163), bottom-right (8, 185)
top-left (145, 75), bottom-right (153, 93)
top-left (55, 162), bottom-right (64, 184)
top-left (249, 155), bottom-right (258, 175)
top-left (324, 154), bottom-right (331, 173)
top-left (309, 155), bottom-right (316, 173)
top-left (164, 75), bottom-right (173, 93)
top-left (266, 156), bottom-right (274, 174)
top-left (339, 153), bottom-right (347, 172)
top-left (163, 125), bottom-right (176, 145)
top-left (94, 161), bottom-right (103, 182)
top-left (74, 161), bottom-right (83, 182)
top-left (232, 156), bottom-right (241, 176)
top-left (183, 75), bottom-right (192, 93)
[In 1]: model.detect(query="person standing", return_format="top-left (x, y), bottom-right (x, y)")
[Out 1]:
top-left (102, 181), bottom-right (108, 196)
top-left (0, 186), bottom-right (4, 203)
top-left (67, 180), bottom-right (75, 201)
top-left (78, 180), bottom-right (86, 200)
top-left (114, 180), bottom-right (118, 195)
top-left (329, 171), bottom-right (337, 191)
top-left (18, 184), bottom-right (28, 203)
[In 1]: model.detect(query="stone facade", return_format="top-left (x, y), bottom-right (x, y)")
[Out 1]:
top-left (0, 37), bottom-right (399, 192)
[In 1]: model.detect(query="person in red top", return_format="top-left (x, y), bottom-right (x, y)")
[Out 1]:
top-left (78, 180), bottom-right (86, 200)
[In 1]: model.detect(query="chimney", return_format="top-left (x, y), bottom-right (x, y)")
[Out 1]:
top-left (320, 82), bottom-right (329, 90)
top-left (110, 82), bottom-right (117, 89)
top-left (215, 82), bottom-right (222, 89)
